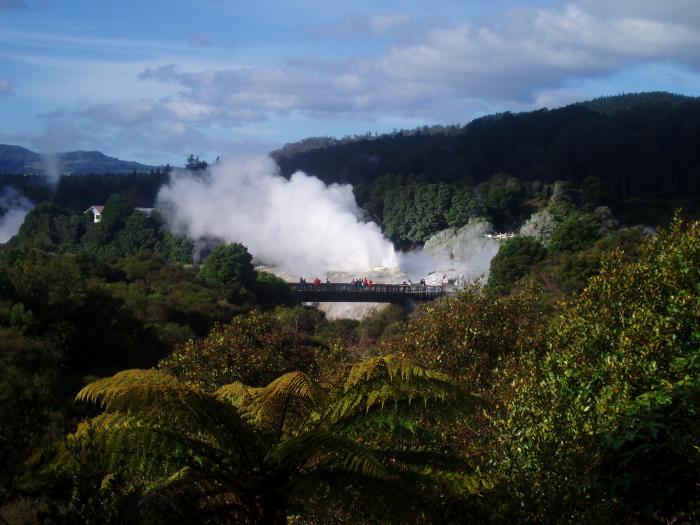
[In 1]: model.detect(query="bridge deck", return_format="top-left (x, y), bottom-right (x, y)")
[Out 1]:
top-left (289, 282), bottom-right (446, 303)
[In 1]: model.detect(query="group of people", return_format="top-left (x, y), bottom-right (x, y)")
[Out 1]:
top-left (401, 278), bottom-right (428, 287)
top-left (299, 277), bottom-right (330, 286)
top-left (350, 277), bottom-right (375, 289)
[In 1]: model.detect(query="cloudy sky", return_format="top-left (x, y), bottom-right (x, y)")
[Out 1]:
top-left (1, 0), bottom-right (700, 165)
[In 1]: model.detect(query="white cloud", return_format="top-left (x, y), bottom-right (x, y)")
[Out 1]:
top-left (97, 1), bottom-right (700, 129)
top-left (16, 0), bottom-right (700, 159)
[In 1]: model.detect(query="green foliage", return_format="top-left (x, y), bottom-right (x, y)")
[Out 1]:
top-left (382, 284), bottom-right (546, 390)
top-left (486, 236), bottom-right (547, 295)
top-left (548, 211), bottom-right (601, 253)
top-left (0, 245), bottom-right (281, 506)
top-left (356, 304), bottom-right (406, 347)
top-left (600, 359), bottom-right (700, 521)
top-left (381, 173), bottom-right (529, 244)
top-left (528, 226), bottom-right (646, 299)
top-left (100, 194), bottom-right (134, 238)
top-left (252, 271), bottom-right (294, 306)
top-left (581, 176), bottom-right (612, 209)
top-left (158, 310), bottom-right (318, 391)
top-left (13, 194), bottom-right (194, 263)
top-left (489, 216), bottom-right (700, 521)
top-left (15, 202), bottom-right (86, 252)
top-left (482, 173), bottom-right (524, 228)
top-left (445, 185), bottom-right (479, 228)
top-left (0, 328), bottom-right (61, 502)
top-left (199, 242), bottom-right (256, 289)
top-left (276, 98), bottom-right (700, 213)
top-left (68, 355), bottom-right (481, 523)
top-left (383, 183), bottom-right (454, 243)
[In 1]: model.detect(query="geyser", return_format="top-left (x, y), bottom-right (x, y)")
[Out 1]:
top-left (157, 156), bottom-right (398, 275)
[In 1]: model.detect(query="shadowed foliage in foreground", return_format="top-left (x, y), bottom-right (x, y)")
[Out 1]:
top-left (59, 355), bottom-right (482, 524)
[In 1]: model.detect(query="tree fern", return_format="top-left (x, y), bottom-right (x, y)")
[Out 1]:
top-left (67, 354), bottom-right (480, 523)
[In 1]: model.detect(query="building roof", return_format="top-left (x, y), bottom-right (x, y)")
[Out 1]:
top-left (84, 205), bottom-right (104, 214)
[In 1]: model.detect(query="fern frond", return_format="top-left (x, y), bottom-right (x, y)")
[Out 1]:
top-left (256, 371), bottom-right (324, 408)
top-left (71, 413), bottom-right (258, 490)
top-left (76, 369), bottom-right (179, 406)
top-left (271, 430), bottom-right (386, 478)
top-left (215, 381), bottom-right (261, 407)
top-left (324, 373), bottom-right (473, 427)
top-left (345, 354), bottom-right (454, 390)
top-left (237, 372), bottom-right (324, 436)
top-left (76, 369), bottom-right (257, 456)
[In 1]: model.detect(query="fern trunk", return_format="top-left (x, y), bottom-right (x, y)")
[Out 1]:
top-left (255, 494), bottom-right (286, 525)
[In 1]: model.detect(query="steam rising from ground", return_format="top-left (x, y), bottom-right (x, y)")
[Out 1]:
top-left (158, 157), bottom-right (501, 298)
top-left (158, 157), bottom-right (398, 276)
top-left (0, 187), bottom-right (33, 243)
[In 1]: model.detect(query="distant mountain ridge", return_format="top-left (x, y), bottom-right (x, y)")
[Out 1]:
top-left (0, 144), bottom-right (158, 175)
top-left (576, 91), bottom-right (698, 114)
top-left (272, 91), bottom-right (699, 160)
top-left (272, 91), bottom-right (700, 201)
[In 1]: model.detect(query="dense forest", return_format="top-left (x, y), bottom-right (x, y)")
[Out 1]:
top-left (273, 93), bottom-right (700, 225)
top-left (2, 207), bottom-right (698, 524)
top-left (0, 92), bottom-right (699, 523)
top-left (0, 171), bottom-right (169, 212)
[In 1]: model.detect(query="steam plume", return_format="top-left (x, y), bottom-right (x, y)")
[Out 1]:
top-left (0, 187), bottom-right (33, 243)
top-left (158, 156), bottom-right (398, 275)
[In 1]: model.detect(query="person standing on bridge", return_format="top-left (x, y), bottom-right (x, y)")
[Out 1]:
top-left (368, 279), bottom-right (374, 289)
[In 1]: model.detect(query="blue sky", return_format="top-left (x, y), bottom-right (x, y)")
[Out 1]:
top-left (1, 0), bottom-right (700, 165)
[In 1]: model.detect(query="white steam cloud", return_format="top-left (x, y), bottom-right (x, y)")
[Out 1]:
top-left (158, 156), bottom-right (398, 275)
top-left (0, 187), bottom-right (33, 243)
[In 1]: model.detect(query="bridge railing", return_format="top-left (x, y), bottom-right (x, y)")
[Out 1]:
top-left (288, 282), bottom-right (444, 297)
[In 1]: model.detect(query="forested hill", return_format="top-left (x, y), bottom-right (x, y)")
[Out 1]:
top-left (0, 144), bottom-right (157, 175)
top-left (272, 92), bottom-right (700, 200)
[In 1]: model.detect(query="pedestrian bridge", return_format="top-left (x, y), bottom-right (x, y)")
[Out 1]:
top-left (289, 282), bottom-right (446, 303)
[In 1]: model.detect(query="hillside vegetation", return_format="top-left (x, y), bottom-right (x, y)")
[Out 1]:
top-left (274, 93), bottom-right (700, 228)
top-left (0, 92), bottom-right (699, 523)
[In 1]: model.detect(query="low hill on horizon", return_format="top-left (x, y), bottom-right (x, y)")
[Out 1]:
top-left (0, 144), bottom-right (159, 175)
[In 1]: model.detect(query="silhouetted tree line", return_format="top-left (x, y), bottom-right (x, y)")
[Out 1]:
top-left (0, 170), bottom-right (170, 211)
top-left (273, 95), bottom-right (700, 201)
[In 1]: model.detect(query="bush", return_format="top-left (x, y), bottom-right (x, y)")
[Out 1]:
top-left (486, 236), bottom-right (546, 295)
top-left (199, 242), bottom-right (256, 289)
top-left (158, 310), bottom-right (317, 391)
top-left (548, 212), bottom-right (601, 253)
top-left (490, 216), bottom-right (700, 521)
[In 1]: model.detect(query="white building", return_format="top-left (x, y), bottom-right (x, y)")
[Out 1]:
top-left (84, 205), bottom-right (105, 223)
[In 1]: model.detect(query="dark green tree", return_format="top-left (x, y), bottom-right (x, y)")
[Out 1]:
top-left (100, 194), bottom-right (134, 236)
top-left (548, 212), bottom-right (601, 253)
top-left (200, 243), bottom-right (256, 289)
top-left (185, 154), bottom-right (208, 172)
top-left (483, 173), bottom-right (524, 229)
top-left (15, 202), bottom-right (85, 252)
top-left (580, 176), bottom-right (611, 209)
top-left (487, 237), bottom-right (547, 295)
top-left (115, 211), bottom-right (160, 255)
top-left (445, 186), bottom-right (477, 228)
